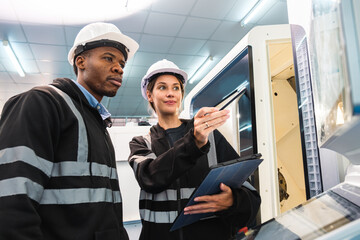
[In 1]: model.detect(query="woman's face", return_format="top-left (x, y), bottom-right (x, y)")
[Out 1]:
top-left (147, 74), bottom-right (183, 117)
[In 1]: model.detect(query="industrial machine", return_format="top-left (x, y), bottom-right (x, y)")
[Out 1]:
top-left (181, 1), bottom-right (360, 238)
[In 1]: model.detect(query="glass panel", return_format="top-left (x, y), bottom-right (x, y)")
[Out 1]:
top-left (190, 46), bottom-right (257, 156)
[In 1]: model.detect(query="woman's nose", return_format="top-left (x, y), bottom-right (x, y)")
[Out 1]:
top-left (166, 90), bottom-right (174, 97)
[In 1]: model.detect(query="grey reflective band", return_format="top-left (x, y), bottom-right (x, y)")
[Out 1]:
top-left (242, 181), bottom-right (256, 191)
top-left (131, 153), bottom-right (157, 174)
top-left (0, 177), bottom-right (123, 205)
top-left (140, 209), bottom-right (178, 223)
top-left (140, 188), bottom-right (195, 201)
top-left (0, 146), bottom-right (53, 177)
top-left (0, 146), bottom-right (117, 180)
top-left (143, 134), bottom-right (151, 149)
top-left (0, 177), bottom-right (44, 202)
top-left (49, 85), bottom-right (88, 163)
top-left (207, 132), bottom-right (217, 167)
top-left (40, 188), bottom-right (122, 205)
top-left (52, 161), bottom-right (118, 179)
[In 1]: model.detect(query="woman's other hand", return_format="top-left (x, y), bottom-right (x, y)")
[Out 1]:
top-left (183, 183), bottom-right (233, 215)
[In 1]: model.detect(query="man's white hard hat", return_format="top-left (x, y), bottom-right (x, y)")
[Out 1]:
top-left (141, 59), bottom-right (188, 100)
top-left (68, 22), bottom-right (139, 65)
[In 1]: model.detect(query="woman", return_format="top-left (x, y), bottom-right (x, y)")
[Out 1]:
top-left (128, 59), bottom-right (261, 240)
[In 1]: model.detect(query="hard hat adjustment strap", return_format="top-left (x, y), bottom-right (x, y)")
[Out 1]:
top-left (74, 39), bottom-right (129, 62)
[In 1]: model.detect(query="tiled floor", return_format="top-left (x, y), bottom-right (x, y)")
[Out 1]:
top-left (124, 221), bottom-right (142, 240)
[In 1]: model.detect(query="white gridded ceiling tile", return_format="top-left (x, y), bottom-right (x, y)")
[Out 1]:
top-left (0, 58), bottom-right (19, 74)
top-left (0, 72), bottom-right (13, 83)
top-left (123, 32), bottom-right (142, 46)
top-left (178, 17), bottom-right (221, 39)
top-left (30, 44), bottom-right (68, 61)
top-left (151, 0), bottom-right (196, 15)
top-left (124, 78), bottom-right (142, 89)
top-left (64, 26), bottom-right (82, 46)
top-left (163, 54), bottom-right (194, 69)
top-left (129, 66), bottom-right (148, 78)
top-left (210, 21), bottom-right (246, 42)
top-left (257, 1), bottom-right (289, 25)
top-left (11, 72), bottom-right (46, 84)
top-left (113, 11), bottom-right (149, 33)
top-left (23, 25), bottom-right (66, 45)
top-left (197, 40), bottom-right (236, 58)
top-left (224, 0), bottom-right (258, 22)
top-left (10, 42), bottom-right (34, 60)
top-left (169, 38), bottom-right (206, 55)
top-left (191, 0), bottom-right (236, 19)
top-left (139, 35), bottom-right (175, 53)
top-left (0, 23), bottom-right (27, 42)
top-left (144, 12), bottom-right (186, 37)
top-left (37, 61), bottom-right (71, 75)
top-left (131, 52), bottom-right (167, 67)
top-left (123, 65), bottom-right (132, 78)
top-left (120, 87), bottom-right (141, 97)
top-left (20, 59), bottom-right (40, 74)
top-left (0, 62), bottom-right (6, 72)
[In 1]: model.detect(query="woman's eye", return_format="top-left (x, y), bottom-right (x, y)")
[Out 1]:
top-left (174, 86), bottom-right (180, 91)
top-left (159, 86), bottom-right (166, 90)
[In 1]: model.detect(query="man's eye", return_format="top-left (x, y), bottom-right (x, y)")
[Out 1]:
top-left (105, 57), bottom-right (113, 62)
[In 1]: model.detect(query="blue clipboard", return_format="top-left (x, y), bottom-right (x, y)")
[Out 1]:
top-left (170, 154), bottom-right (263, 231)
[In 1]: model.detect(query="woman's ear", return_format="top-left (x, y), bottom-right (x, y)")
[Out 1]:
top-left (146, 90), bottom-right (153, 102)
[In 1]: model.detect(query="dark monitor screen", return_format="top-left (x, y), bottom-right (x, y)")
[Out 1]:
top-left (190, 46), bottom-right (257, 156)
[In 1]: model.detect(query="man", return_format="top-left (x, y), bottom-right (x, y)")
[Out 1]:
top-left (0, 22), bottom-right (138, 239)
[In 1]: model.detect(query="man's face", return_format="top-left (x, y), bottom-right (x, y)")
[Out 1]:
top-left (76, 46), bottom-right (126, 102)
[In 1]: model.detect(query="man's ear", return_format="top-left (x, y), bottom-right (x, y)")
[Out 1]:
top-left (75, 55), bottom-right (86, 71)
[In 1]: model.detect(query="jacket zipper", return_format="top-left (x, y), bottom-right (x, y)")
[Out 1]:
top-left (176, 178), bottom-right (184, 240)
top-left (165, 135), bottom-right (184, 240)
top-left (104, 129), bottom-right (115, 204)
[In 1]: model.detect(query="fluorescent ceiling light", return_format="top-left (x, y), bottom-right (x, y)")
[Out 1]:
top-left (3, 40), bottom-right (25, 77)
top-left (241, 0), bottom-right (269, 27)
top-left (189, 56), bottom-right (213, 84)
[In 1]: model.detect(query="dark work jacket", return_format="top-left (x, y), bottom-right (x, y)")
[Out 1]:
top-left (0, 78), bottom-right (128, 240)
top-left (128, 120), bottom-right (261, 240)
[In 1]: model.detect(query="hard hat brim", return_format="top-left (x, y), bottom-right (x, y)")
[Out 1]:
top-left (141, 67), bottom-right (188, 100)
top-left (68, 31), bottom-right (139, 65)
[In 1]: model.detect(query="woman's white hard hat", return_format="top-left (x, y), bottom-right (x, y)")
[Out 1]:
top-left (68, 22), bottom-right (139, 65)
top-left (141, 59), bottom-right (188, 100)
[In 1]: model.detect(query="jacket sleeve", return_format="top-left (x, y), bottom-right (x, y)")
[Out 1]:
top-left (128, 129), bottom-right (210, 193)
top-left (213, 130), bottom-right (261, 229)
top-left (0, 90), bottom-right (60, 239)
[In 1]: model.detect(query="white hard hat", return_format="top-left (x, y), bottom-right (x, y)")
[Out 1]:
top-left (141, 59), bottom-right (188, 100)
top-left (68, 22), bottom-right (139, 65)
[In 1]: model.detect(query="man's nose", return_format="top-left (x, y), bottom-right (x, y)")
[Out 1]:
top-left (112, 63), bottom-right (124, 74)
